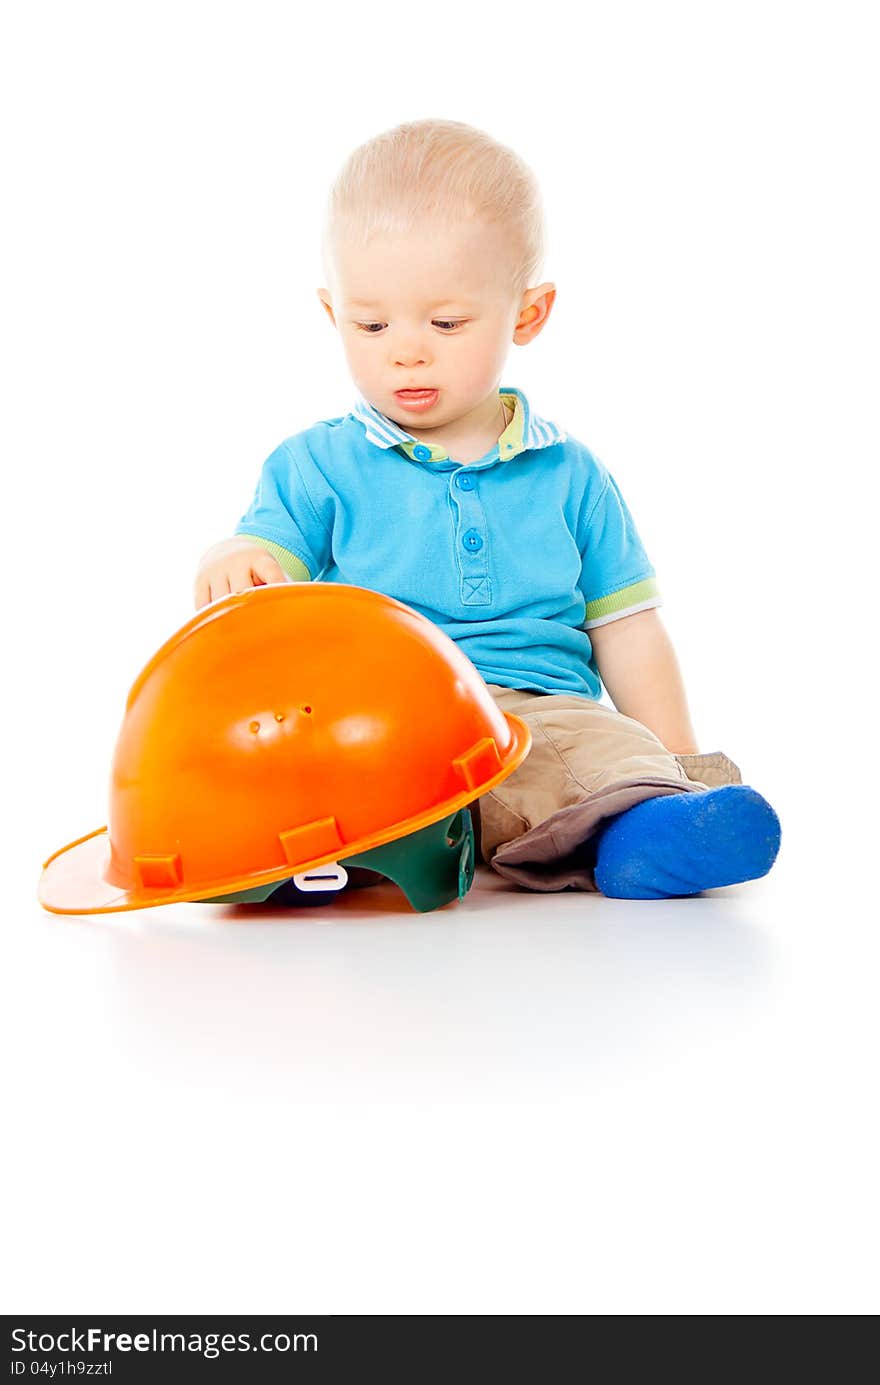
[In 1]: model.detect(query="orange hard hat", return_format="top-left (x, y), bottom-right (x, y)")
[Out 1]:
top-left (39, 583), bottom-right (531, 914)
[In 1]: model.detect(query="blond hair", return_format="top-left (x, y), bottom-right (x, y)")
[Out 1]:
top-left (320, 117), bottom-right (547, 300)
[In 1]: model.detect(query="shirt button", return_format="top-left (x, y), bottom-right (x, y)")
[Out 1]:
top-left (462, 529), bottom-right (483, 552)
top-left (456, 473), bottom-right (474, 490)
top-left (413, 444), bottom-right (431, 461)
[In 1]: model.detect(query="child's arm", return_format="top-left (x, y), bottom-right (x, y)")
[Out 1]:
top-left (589, 609), bottom-right (700, 755)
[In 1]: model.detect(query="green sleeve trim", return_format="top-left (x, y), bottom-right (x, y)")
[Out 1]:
top-left (246, 536), bottom-right (312, 582)
top-left (584, 576), bottom-right (661, 625)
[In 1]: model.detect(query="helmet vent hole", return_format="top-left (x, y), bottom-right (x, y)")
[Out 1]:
top-left (302, 705), bottom-right (312, 715)
top-left (249, 720), bottom-right (260, 734)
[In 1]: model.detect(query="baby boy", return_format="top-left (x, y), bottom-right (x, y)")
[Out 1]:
top-left (194, 118), bottom-right (780, 899)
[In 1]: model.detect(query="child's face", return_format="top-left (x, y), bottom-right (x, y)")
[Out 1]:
top-left (318, 218), bottom-right (552, 430)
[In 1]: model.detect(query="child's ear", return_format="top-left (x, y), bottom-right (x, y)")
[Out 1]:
top-left (514, 283), bottom-right (556, 344)
top-left (317, 288), bottom-right (337, 327)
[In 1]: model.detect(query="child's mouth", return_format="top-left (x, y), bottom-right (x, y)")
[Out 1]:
top-left (394, 389), bottom-right (439, 412)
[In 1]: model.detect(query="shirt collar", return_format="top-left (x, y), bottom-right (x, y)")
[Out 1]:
top-left (349, 386), bottom-right (566, 464)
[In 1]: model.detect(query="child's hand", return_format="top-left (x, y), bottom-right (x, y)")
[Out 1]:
top-left (194, 537), bottom-right (287, 609)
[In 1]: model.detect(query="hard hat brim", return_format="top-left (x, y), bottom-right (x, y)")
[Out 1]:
top-left (38, 711), bottom-right (531, 915)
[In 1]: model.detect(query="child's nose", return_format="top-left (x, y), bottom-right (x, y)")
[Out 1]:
top-left (392, 330), bottom-right (431, 365)
top-left (394, 345), bottom-right (429, 366)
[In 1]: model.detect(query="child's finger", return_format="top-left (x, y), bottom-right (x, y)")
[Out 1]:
top-left (251, 556), bottom-right (286, 585)
top-left (194, 574), bottom-right (210, 609)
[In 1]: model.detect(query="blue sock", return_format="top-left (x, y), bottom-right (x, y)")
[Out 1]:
top-left (593, 784), bottom-right (781, 899)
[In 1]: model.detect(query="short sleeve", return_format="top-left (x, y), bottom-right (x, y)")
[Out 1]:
top-left (234, 439), bottom-right (332, 581)
top-left (579, 471), bottom-right (662, 629)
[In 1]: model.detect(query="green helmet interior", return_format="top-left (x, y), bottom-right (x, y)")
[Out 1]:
top-left (199, 807), bottom-right (475, 913)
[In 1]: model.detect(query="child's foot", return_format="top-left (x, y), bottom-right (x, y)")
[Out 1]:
top-left (593, 784), bottom-right (781, 899)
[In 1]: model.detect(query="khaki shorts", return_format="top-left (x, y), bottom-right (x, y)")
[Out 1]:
top-left (474, 684), bottom-right (743, 893)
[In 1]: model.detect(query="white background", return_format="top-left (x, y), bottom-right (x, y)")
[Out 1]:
top-left (2, 0), bottom-right (877, 1315)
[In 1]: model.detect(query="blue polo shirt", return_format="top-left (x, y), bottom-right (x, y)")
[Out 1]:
top-left (234, 385), bottom-right (661, 699)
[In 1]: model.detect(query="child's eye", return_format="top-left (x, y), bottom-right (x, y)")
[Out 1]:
top-left (354, 320), bottom-right (467, 334)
